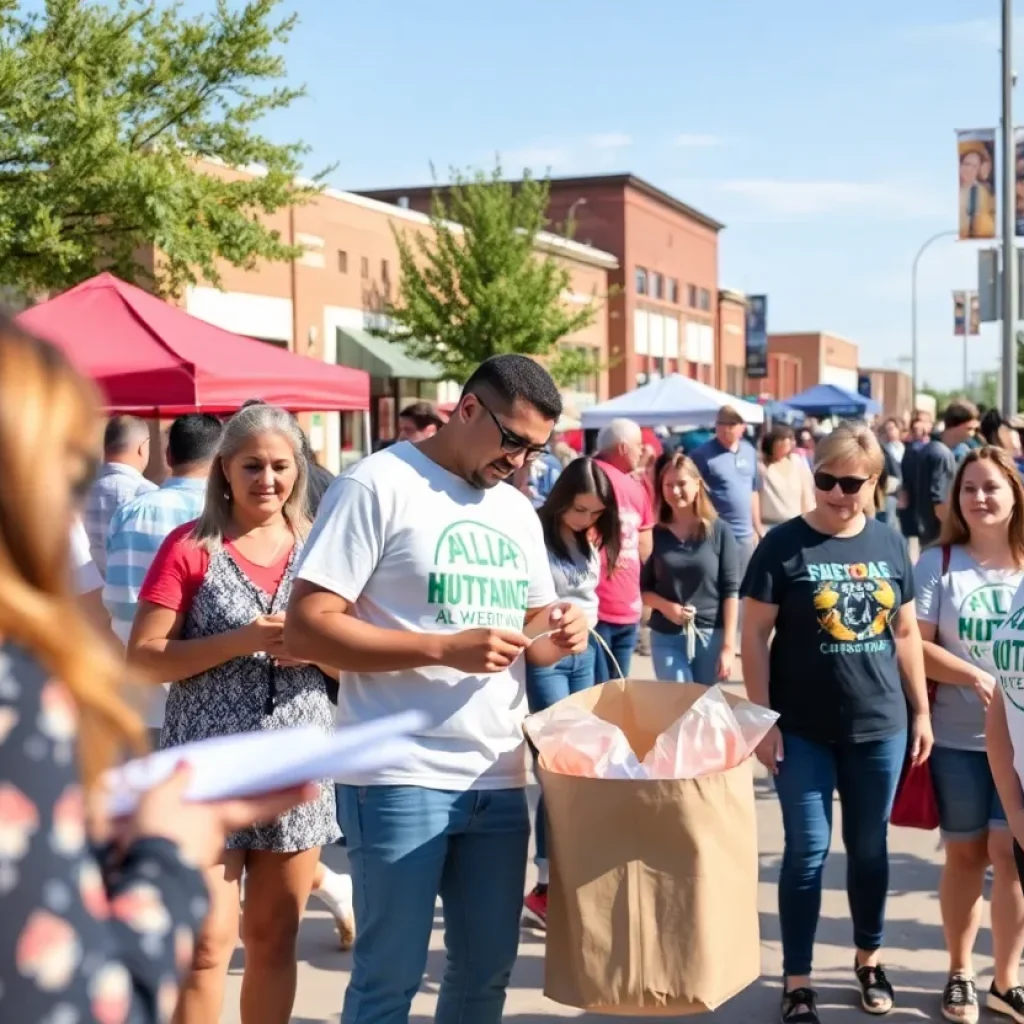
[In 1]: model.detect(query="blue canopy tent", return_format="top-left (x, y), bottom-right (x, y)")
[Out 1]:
top-left (763, 400), bottom-right (806, 426)
top-left (784, 383), bottom-right (880, 419)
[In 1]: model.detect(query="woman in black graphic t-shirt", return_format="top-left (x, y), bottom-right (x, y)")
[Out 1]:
top-left (741, 423), bottom-right (932, 1024)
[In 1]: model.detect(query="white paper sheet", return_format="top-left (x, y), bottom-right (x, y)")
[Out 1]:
top-left (105, 710), bottom-right (429, 816)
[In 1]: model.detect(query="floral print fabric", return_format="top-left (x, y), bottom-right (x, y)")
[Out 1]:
top-left (0, 643), bottom-right (208, 1023)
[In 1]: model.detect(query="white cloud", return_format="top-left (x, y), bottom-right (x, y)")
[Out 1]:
top-left (587, 132), bottom-right (632, 151)
top-left (715, 179), bottom-right (945, 218)
top-left (673, 133), bottom-right (723, 148)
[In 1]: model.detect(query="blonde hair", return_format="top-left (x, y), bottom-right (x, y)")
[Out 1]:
top-left (654, 451), bottom-right (718, 539)
top-left (939, 446), bottom-right (1024, 566)
top-left (0, 318), bottom-right (142, 786)
top-left (192, 404), bottom-right (311, 551)
top-left (813, 422), bottom-right (885, 478)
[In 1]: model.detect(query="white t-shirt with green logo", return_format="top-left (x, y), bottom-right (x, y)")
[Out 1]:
top-left (295, 442), bottom-right (557, 791)
top-left (916, 544), bottom-right (1024, 751)
top-left (992, 582), bottom-right (1024, 790)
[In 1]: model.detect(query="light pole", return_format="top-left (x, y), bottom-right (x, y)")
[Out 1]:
top-left (911, 230), bottom-right (957, 402)
top-left (1000, 0), bottom-right (1017, 413)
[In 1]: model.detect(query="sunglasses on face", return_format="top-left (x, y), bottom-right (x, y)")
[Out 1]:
top-left (813, 471), bottom-right (869, 495)
top-left (476, 399), bottom-right (548, 460)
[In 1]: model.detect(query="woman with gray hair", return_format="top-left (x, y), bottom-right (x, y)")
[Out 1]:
top-left (129, 403), bottom-right (340, 1024)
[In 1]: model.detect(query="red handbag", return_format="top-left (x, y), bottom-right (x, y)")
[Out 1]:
top-left (889, 545), bottom-right (949, 831)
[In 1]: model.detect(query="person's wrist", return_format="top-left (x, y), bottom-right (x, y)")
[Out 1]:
top-left (423, 633), bottom-right (448, 667)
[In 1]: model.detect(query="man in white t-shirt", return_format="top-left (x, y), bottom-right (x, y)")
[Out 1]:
top-left (287, 355), bottom-right (588, 1024)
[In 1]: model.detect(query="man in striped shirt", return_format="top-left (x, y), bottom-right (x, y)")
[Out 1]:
top-left (103, 414), bottom-right (223, 733)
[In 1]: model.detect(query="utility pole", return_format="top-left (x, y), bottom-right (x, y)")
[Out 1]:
top-left (1001, 0), bottom-right (1017, 413)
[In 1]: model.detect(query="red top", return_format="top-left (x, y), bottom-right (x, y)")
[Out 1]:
top-left (139, 522), bottom-right (293, 614)
top-left (594, 458), bottom-right (655, 625)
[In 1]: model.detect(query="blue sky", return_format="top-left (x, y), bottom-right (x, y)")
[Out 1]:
top-left (252, 0), bottom-right (1015, 390)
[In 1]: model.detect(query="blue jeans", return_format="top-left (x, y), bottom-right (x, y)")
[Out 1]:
top-left (593, 620), bottom-right (639, 683)
top-left (773, 730), bottom-right (905, 976)
top-left (930, 745), bottom-right (1007, 841)
top-left (526, 640), bottom-right (597, 864)
top-left (649, 628), bottom-right (724, 684)
top-left (336, 785), bottom-right (530, 1024)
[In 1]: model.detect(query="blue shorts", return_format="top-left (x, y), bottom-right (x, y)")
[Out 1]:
top-left (929, 745), bottom-right (1007, 841)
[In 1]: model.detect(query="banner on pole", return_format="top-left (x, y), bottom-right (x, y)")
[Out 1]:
top-left (953, 291), bottom-right (967, 336)
top-left (969, 291), bottom-right (981, 335)
top-left (744, 294), bottom-right (768, 379)
top-left (957, 129), bottom-right (997, 240)
top-left (1016, 127), bottom-right (1024, 237)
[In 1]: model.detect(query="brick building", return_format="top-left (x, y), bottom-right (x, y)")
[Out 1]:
top-left (175, 165), bottom-right (616, 471)
top-left (360, 174), bottom-right (723, 398)
top-left (768, 332), bottom-right (859, 395)
top-left (858, 367), bottom-right (914, 420)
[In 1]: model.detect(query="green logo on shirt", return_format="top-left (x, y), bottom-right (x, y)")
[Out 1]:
top-left (427, 520), bottom-right (530, 628)
top-left (994, 605), bottom-right (1024, 711)
top-left (958, 582), bottom-right (1014, 662)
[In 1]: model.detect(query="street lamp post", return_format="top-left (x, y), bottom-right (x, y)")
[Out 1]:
top-left (1000, 0), bottom-right (1017, 413)
top-left (911, 230), bottom-right (957, 402)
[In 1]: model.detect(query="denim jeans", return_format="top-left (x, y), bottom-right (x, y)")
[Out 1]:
top-left (336, 784), bottom-right (530, 1024)
top-left (526, 639), bottom-right (597, 864)
top-left (649, 628), bottom-right (724, 684)
top-left (773, 730), bottom-right (905, 977)
top-left (593, 620), bottom-right (640, 683)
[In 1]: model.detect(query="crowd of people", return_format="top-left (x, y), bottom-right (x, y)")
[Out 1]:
top-left (7, 304), bottom-right (1024, 1024)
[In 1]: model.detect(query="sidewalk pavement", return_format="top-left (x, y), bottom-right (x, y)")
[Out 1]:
top-left (223, 658), bottom-right (970, 1023)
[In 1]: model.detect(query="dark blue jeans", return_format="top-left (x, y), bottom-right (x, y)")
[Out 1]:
top-left (773, 730), bottom-right (906, 977)
top-left (593, 620), bottom-right (640, 683)
top-left (337, 784), bottom-right (530, 1024)
top-left (526, 639), bottom-right (597, 864)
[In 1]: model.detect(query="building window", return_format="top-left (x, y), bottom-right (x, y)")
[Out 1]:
top-left (687, 283), bottom-right (697, 307)
top-left (698, 287), bottom-right (711, 311)
top-left (669, 278), bottom-right (679, 303)
top-left (650, 271), bottom-right (663, 300)
top-left (635, 266), bottom-right (648, 295)
top-left (338, 250), bottom-right (348, 273)
top-left (381, 259), bottom-right (390, 283)
top-left (360, 256), bottom-right (369, 279)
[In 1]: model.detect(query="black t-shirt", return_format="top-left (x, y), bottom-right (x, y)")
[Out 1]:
top-left (741, 516), bottom-right (914, 744)
top-left (640, 519), bottom-right (739, 633)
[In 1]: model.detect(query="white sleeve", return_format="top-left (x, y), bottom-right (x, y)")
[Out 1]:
top-left (69, 519), bottom-right (103, 596)
top-left (526, 512), bottom-right (557, 609)
top-left (912, 546), bottom-right (942, 625)
top-left (294, 477), bottom-right (383, 603)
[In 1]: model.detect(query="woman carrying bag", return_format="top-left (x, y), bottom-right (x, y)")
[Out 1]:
top-left (917, 447), bottom-right (1024, 1023)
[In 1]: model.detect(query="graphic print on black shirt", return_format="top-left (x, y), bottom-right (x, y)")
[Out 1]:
top-left (741, 516), bottom-right (914, 744)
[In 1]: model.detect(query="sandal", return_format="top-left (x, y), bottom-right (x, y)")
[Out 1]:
top-left (855, 961), bottom-right (894, 1015)
top-left (781, 986), bottom-right (820, 1023)
top-left (941, 974), bottom-right (978, 1023)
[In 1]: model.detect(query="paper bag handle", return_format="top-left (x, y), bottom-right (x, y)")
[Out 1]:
top-left (588, 626), bottom-right (626, 684)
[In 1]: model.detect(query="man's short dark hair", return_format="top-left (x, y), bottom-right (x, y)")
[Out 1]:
top-left (103, 414), bottom-right (149, 455)
top-left (167, 414), bottom-right (223, 468)
top-left (399, 401), bottom-right (444, 432)
top-left (943, 400), bottom-right (979, 428)
top-left (461, 354), bottom-right (562, 422)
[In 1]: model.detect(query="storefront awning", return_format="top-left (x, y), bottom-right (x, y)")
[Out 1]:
top-left (337, 327), bottom-right (441, 381)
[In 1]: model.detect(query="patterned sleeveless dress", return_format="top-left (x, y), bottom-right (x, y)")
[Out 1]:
top-left (159, 541), bottom-right (340, 852)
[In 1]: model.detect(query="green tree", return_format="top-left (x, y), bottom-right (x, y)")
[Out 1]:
top-left (0, 0), bottom-right (324, 297)
top-left (380, 163), bottom-right (604, 387)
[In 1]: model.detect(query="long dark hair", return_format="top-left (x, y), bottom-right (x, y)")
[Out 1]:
top-left (537, 457), bottom-right (620, 574)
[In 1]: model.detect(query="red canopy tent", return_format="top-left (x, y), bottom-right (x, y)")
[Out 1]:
top-left (17, 273), bottom-right (369, 414)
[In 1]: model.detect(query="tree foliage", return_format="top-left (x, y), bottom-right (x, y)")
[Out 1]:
top-left (380, 163), bottom-right (604, 387)
top-left (0, 0), bottom-right (323, 297)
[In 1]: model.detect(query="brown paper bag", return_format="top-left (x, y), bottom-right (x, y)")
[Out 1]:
top-left (532, 678), bottom-right (761, 1016)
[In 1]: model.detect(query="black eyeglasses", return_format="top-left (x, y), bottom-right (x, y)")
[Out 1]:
top-left (813, 471), bottom-right (869, 495)
top-left (476, 398), bottom-right (549, 460)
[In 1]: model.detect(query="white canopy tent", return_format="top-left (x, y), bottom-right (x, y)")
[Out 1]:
top-left (580, 374), bottom-right (764, 429)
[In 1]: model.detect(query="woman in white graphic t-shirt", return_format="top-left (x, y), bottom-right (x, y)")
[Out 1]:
top-left (917, 446), bottom-right (1024, 1023)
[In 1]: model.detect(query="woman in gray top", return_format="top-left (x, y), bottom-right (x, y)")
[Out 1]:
top-left (915, 446), bottom-right (1024, 1023)
top-left (641, 451), bottom-right (740, 684)
top-left (523, 457), bottom-right (620, 929)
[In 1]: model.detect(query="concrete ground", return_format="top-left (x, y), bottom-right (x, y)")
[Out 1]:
top-left (222, 658), bottom-right (976, 1022)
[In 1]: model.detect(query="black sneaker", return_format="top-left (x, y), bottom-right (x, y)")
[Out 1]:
top-left (854, 961), bottom-right (894, 1015)
top-left (941, 974), bottom-right (978, 1023)
top-left (780, 986), bottom-right (819, 1024)
top-left (988, 983), bottom-right (1024, 1023)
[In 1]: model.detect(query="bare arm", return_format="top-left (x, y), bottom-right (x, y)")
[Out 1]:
top-left (751, 491), bottom-right (764, 538)
top-left (638, 527), bottom-right (653, 565)
top-left (78, 588), bottom-right (124, 653)
top-left (918, 619), bottom-right (991, 688)
top-left (128, 602), bottom-right (257, 683)
top-left (721, 595), bottom-right (739, 653)
top-left (740, 597), bottom-right (777, 707)
top-left (892, 602), bottom-right (929, 715)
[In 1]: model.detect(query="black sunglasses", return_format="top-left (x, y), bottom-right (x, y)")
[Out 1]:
top-left (813, 471), bottom-right (869, 495)
top-left (475, 398), bottom-right (548, 460)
